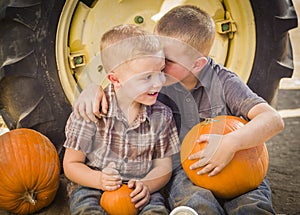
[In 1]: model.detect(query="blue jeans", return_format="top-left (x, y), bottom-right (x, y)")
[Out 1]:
top-left (69, 186), bottom-right (169, 215)
top-left (162, 166), bottom-right (275, 215)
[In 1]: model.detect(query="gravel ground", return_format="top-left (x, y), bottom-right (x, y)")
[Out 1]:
top-left (267, 90), bottom-right (300, 215)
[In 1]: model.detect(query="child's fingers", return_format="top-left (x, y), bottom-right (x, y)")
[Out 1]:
top-left (101, 174), bottom-right (122, 191)
top-left (190, 134), bottom-right (223, 168)
top-left (103, 184), bottom-right (121, 191)
top-left (129, 180), bottom-right (142, 198)
top-left (130, 181), bottom-right (147, 199)
top-left (189, 157), bottom-right (208, 169)
top-left (86, 101), bottom-right (99, 123)
top-left (135, 194), bottom-right (150, 210)
top-left (188, 150), bottom-right (202, 160)
top-left (93, 94), bottom-right (101, 118)
top-left (127, 179), bottom-right (135, 189)
top-left (196, 163), bottom-right (225, 177)
top-left (100, 92), bottom-right (109, 115)
top-left (196, 163), bottom-right (214, 175)
top-left (208, 166), bottom-right (223, 177)
top-left (128, 180), bottom-right (150, 209)
top-left (196, 134), bottom-right (209, 143)
top-left (74, 102), bottom-right (91, 123)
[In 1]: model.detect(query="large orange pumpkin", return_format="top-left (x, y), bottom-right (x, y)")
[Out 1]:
top-left (100, 184), bottom-right (138, 215)
top-left (180, 116), bottom-right (269, 199)
top-left (0, 128), bottom-right (60, 214)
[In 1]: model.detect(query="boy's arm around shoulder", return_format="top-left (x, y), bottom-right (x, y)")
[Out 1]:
top-left (229, 102), bottom-right (284, 152)
top-left (73, 83), bottom-right (108, 123)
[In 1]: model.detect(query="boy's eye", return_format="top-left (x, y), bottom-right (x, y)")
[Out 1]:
top-left (145, 74), bottom-right (152, 80)
top-left (165, 58), bottom-right (175, 63)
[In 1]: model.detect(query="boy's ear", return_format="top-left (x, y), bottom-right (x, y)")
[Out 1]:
top-left (107, 73), bottom-right (121, 88)
top-left (192, 57), bottom-right (208, 73)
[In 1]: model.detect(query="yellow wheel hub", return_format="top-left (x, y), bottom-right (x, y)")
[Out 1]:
top-left (56, 0), bottom-right (255, 105)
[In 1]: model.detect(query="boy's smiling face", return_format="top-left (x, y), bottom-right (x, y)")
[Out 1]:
top-left (109, 52), bottom-right (166, 106)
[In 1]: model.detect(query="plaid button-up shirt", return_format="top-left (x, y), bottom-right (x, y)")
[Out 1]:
top-left (64, 84), bottom-right (180, 180)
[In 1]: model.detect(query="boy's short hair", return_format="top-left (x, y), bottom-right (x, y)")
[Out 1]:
top-left (155, 5), bottom-right (215, 56)
top-left (100, 24), bottom-right (163, 73)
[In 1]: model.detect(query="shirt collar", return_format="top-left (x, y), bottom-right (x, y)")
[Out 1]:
top-left (194, 56), bottom-right (213, 89)
top-left (105, 84), bottom-right (149, 124)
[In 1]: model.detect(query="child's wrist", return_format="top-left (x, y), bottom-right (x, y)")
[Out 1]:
top-left (96, 171), bottom-right (104, 190)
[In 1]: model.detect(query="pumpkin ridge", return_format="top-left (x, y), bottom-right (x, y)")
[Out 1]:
top-left (7, 133), bottom-right (26, 192)
top-left (26, 130), bottom-right (38, 194)
top-left (16, 130), bottom-right (32, 193)
top-left (33, 135), bottom-right (59, 206)
top-left (0, 139), bottom-right (17, 193)
top-left (20, 130), bottom-right (40, 203)
top-left (35, 135), bottom-right (49, 191)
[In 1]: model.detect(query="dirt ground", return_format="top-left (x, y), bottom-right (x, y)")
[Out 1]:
top-left (267, 91), bottom-right (300, 215)
top-left (269, 1), bottom-right (300, 214)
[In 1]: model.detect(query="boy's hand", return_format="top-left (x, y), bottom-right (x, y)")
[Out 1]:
top-left (101, 162), bottom-right (122, 191)
top-left (128, 179), bottom-right (150, 210)
top-left (189, 134), bottom-right (236, 176)
top-left (74, 83), bottom-right (108, 123)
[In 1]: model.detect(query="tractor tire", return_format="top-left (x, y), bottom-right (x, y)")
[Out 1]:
top-left (247, 0), bottom-right (298, 104)
top-left (0, 1), bottom-right (71, 163)
top-left (0, 0), bottom-right (298, 161)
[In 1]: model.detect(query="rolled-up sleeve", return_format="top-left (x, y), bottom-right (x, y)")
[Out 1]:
top-left (222, 71), bottom-right (266, 119)
top-left (64, 112), bottom-right (96, 154)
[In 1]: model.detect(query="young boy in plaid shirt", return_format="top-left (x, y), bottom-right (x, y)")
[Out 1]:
top-left (63, 24), bottom-right (179, 215)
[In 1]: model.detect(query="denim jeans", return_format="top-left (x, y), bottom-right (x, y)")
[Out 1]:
top-left (162, 166), bottom-right (275, 215)
top-left (69, 186), bottom-right (169, 215)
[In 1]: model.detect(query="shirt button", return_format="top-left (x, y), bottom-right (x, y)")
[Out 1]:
top-left (185, 97), bottom-right (191, 103)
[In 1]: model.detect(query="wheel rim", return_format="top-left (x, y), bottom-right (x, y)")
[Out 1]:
top-left (56, 0), bottom-right (256, 105)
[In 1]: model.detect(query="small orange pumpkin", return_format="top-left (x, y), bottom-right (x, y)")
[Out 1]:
top-left (180, 116), bottom-right (269, 199)
top-left (100, 184), bottom-right (138, 215)
top-left (0, 128), bottom-right (60, 214)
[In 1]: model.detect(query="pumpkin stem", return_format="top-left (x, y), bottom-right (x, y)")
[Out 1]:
top-left (23, 191), bottom-right (37, 205)
top-left (202, 118), bottom-right (218, 125)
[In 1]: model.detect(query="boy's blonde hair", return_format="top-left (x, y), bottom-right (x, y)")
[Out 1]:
top-left (100, 24), bottom-right (163, 73)
top-left (155, 5), bottom-right (215, 56)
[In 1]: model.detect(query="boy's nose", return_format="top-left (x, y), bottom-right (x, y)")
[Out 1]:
top-left (152, 72), bottom-right (166, 87)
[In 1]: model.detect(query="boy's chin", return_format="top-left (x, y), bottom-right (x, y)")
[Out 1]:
top-left (164, 77), bottom-right (179, 86)
top-left (142, 101), bottom-right (156, 106)
top-left (138, 99), bottom-right (157, 106)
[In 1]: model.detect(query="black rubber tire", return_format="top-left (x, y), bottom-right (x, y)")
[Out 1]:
top-left (0, 0), bottom-right (71, 163)
top-left (0, 0), bottom-right (298, 161)
top-left (247, 0), bottom-right (298, 104)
